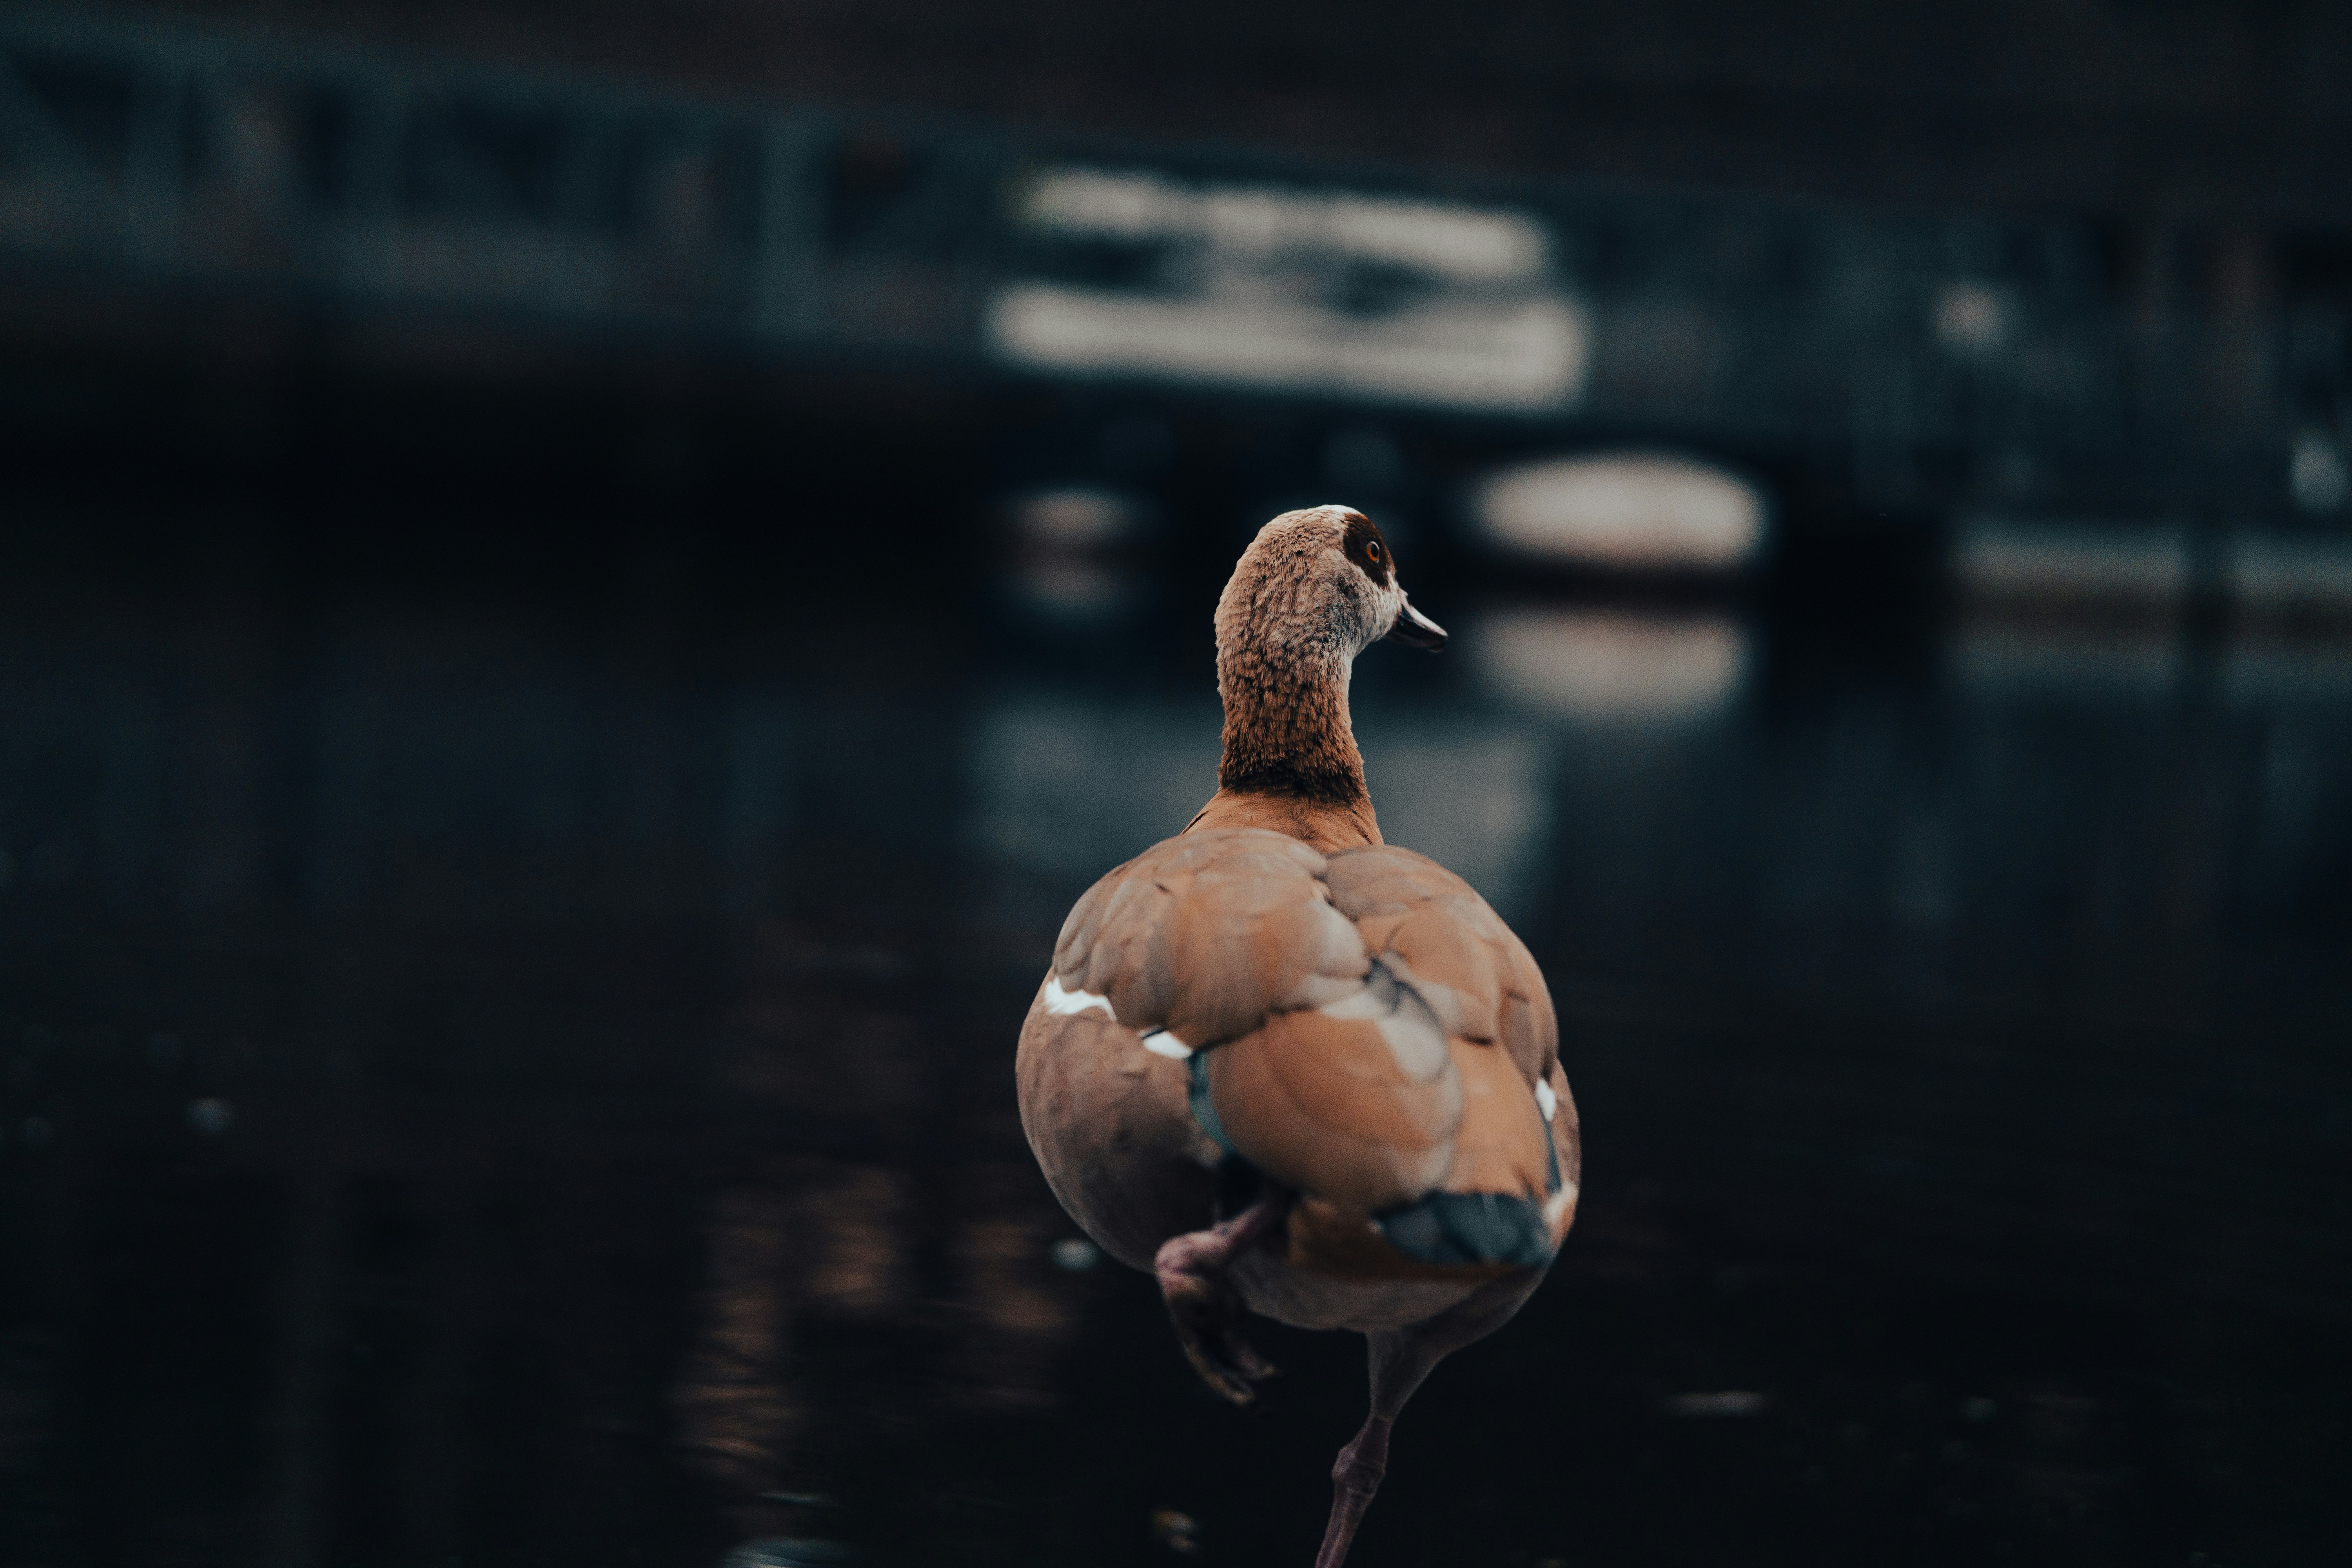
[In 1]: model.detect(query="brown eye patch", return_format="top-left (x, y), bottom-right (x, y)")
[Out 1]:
top-left (1339, 511), bottom-right (1396, 585)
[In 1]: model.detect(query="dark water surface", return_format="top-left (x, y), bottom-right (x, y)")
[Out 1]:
top-left (2, 553), bottom-right (2349, 1568)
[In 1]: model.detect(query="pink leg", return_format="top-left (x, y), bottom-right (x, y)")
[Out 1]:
top-left (1312, 1269), bottom-right (1552, 1568)
top-left (1152, 1191), bottom-right (1289, 1405)
top-left (1313, 1414), bottom-right (1390, 1568)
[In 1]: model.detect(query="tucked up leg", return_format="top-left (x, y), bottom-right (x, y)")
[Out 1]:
top-left (1152, 1189), bottom-right (1289, 1405)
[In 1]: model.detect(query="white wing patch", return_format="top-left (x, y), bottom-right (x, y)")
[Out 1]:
top-left (1042, 974), bottom-right (1116, 1020)
top-left (1042, 973), bottom-right (1191, 1058)
top-left (1543, 1182), bottom-right (1577, 1229)
top-left (1535, 1078), bottom-right (1558, 1122)
top-left (1140, 1029), bottom-right (1194, 1060)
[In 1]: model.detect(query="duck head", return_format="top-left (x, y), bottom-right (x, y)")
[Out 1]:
top-left (1216, 505), bottom-right (1446, 664)
top-left (1212, 505), bottom-right (1446, 806)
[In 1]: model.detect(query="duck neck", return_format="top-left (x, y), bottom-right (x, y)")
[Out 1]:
top-left (1216, 634), bottom-right (1368, 806)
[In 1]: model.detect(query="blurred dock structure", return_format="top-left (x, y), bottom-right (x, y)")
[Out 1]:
top-left (4, 3), bottom-right (2348, 528)
top-left (5, 12), bottom-right (2352, 1564)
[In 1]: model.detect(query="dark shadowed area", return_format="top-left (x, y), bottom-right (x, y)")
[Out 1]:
top-left (3, 4), bottom-right (2350, 1567)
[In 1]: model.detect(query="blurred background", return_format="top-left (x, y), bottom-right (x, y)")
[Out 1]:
top-left (2, 2), bottom-right (2350, 1564)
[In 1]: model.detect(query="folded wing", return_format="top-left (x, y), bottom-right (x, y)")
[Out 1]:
top-left (1046, 831), bottom-right (1575, 1270)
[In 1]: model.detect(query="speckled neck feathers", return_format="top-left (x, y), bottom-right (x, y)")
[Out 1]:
top-left (1214, 525), bottom-right (1370, 808)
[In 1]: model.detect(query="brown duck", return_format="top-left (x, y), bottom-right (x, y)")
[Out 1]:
top-left (1017, 505), bottom-right (1581, 1568)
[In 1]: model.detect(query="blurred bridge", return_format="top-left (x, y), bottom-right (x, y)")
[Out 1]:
top-left (2, 5), bottom-right (2347, 526)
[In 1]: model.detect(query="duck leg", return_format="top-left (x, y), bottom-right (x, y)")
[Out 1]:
top-left (1153, 1189), bottom-right (1289, 1405)
top-left (1314, 1268), bottom-right (1550, 1568)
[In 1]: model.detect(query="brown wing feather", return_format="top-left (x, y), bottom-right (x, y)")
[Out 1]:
top-left (1044, 830), bottom-right (1568, 1261)
top-left (1050, 828), bottom-right (1367, 1046)
top-left (1325, 845), bottom-right (1560, 1089)
top-left (1497, 939), bottom-right (1560, 1089)
top-left (1015, 995), bottom-right (1221, 1271)
top-left (1205, 1007), bottom-right (1462, 1210)
top-left (1439, 1039), bottom-right (1552, 1198)
top-left (1543, 1059), bottom-right (1582, 1249)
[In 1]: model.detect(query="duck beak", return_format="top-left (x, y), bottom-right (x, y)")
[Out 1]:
top-left (1386, 597), bottom-right (1449, 650)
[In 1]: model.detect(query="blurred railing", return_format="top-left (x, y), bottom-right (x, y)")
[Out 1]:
top-left (0, 9), bottom-right (890, 342)
top-left (2, 5), bottom-right (2347, 521)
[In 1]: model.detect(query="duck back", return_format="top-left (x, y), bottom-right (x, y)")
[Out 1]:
top-left (1016, 827), bottom-right (1580, 1327)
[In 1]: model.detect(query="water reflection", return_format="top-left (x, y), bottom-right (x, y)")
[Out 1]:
top-left (1468, 454), bottom-right (1767, 570)
top-left (971, 693), bottom-right (1219, 878)
top-left (970, 684), bottom-right (1558, 919)
top-left (1467, 607), bottom-right (1750, 723)
top-left (1, 573), bottom-right (2348, 1565)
